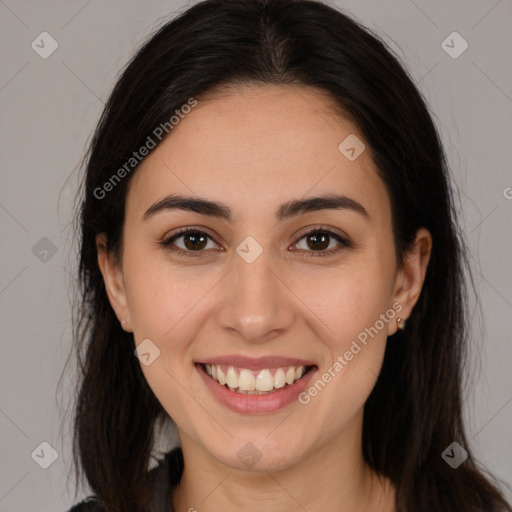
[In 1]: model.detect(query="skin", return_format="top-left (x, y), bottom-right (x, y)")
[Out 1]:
top-left (97, 84), bottom-right (432, 512)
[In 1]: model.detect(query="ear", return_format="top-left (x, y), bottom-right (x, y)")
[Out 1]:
top-left (96, 233), bottom-right (133, 332)
top-left (388, 227), bottom-right (432, 336)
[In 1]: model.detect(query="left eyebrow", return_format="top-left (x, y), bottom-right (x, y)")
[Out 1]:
top-left (276, 194), bottom-right (370, 221)
top-left (142, 193), bottom-right (370, 222)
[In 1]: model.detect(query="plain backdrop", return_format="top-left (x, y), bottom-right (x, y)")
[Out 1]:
top-left (0, 0), bottom-right (511, 510)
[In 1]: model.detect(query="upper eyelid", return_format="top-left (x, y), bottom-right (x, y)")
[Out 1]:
top-left (163, 226), bottom-right (219, 245)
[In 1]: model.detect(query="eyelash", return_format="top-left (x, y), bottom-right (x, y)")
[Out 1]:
top-left (159, 226), bottom-right (351, 259)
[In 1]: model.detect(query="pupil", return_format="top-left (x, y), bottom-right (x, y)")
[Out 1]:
top-left (308, 232), bottom-right (329, 250)
top-left (185, 231), bottom-right (207, 250)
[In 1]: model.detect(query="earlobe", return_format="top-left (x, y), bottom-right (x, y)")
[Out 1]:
top-left (388, 228), bottom-right (432, 336)
top-left (96, 233), bottom-right (133, 332)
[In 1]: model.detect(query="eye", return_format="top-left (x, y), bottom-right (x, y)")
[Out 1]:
top-left (160, 226), bottom-right (351, 259)
top-left (291, 228), bottom-right (350, 257)
top-left (160, 228), bottom-right (220, 257)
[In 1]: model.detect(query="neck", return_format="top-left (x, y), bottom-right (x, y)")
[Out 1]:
top-left (171, 412), bottom-right (396, 512)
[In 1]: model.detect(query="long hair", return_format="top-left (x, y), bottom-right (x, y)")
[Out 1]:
top-left (65, 1), bottom-right (512, 510)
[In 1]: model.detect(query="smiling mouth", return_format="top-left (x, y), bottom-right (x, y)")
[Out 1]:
top-left (201, 363), bottom-right (316, 395)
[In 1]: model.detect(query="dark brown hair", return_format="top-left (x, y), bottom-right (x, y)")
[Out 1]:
top-left (63, 0), bottom-right (512, 510)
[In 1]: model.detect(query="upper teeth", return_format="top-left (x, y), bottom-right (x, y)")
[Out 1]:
top-left (204, 364), bottom-right (307, 391)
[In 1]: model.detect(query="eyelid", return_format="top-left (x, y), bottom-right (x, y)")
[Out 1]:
top-left (162, 225), bottom-right (219, 242)
top-left (290, 225), bottom-right (351, 257)
top-left (293, 224), bottom-right (350, 244)
top-left (160, 226), bottom-right (223, 257)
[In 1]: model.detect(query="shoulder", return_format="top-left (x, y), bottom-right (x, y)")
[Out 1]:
top-left (66, 497), bottom-right (102, 512)
top-left (66, 447), bottom-right (183, 512)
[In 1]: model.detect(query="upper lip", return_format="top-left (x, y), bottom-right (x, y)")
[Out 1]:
top-left (197, 355), bottom-right (317, 371)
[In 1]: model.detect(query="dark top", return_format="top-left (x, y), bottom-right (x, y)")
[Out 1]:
top-left (67, 447), bottom-right (184, 512)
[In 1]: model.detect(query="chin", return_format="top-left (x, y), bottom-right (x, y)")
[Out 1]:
top-left (206, 435), bottom-right (307, 473)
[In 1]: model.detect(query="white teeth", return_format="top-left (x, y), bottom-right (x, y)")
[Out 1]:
top-left (285, 368), bottom-right (296, 385)
top-left (273, 368), bottom-right (286, 389)
top-left (238, 369), bottom-right (256, 391)
top-left (256, 369), bottom-right (274, 392)
top-left (203, 363), bottom-right (309, 392)
top-left (226, 366), bottom-right (238, 388)
top-left (217, 366), bottom-right (226, 385)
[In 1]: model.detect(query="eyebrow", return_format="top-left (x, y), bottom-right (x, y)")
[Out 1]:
top-left (143, 193), bottom-right (370, 222)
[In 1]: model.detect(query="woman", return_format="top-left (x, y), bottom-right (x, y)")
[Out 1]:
top-left (65, 0), bottom-right (512, 510)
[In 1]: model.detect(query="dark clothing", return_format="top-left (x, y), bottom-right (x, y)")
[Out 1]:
top-left (67, 447), bottom-right (183, 512)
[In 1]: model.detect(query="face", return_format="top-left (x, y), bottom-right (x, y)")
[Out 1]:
top-left (98, 84), bottom-right (430, 473)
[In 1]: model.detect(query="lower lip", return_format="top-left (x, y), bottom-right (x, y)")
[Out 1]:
top-left (196, 363), bottom-right (318, 414)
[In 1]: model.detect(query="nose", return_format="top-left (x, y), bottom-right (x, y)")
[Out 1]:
top-left (215, 247), bottom-right (295, 344)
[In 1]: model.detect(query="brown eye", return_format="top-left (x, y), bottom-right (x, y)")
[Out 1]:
top-left (161, 229), bottom-right (218, 256)
top-left (182, 231), bottom-right (208, 250)
top-left (304, 232), bottom-right (330, 250)
top-left (293, 228), bottom-right (350, 257)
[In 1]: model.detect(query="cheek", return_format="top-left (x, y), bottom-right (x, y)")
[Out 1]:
top-left (123, 256), bottom-right (213, 431)
top-left (294, 270), bottom-right (391, 433)
top-left (291, 263), bottom-right (392, 401)
top-left (123, 253), bottom-right (216, 342)
top-left (289, 262), bottom-right (393, 348)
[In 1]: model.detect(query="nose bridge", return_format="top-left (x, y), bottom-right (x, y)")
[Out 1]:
top-left (216, 241), bottom-right (294, 342)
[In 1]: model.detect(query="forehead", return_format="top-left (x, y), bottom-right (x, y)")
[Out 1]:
top-left (127, 84), bottom-right (390, 226)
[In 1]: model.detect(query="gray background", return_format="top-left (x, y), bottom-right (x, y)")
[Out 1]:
top-left (0, 0), bottom-right (511, 510)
